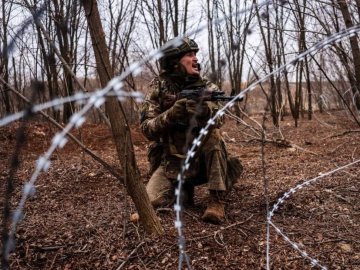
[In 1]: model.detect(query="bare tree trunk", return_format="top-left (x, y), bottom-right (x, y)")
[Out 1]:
top-left (294, 61), bottom-right (304, 128)
top-left (310, 54), bottom-right (324, 113)
top-left (295, 0), bottom-right (312, 121)
top-left (304, 56), bottom-right (312, 120)
top-left (157, 0), bottom-right (165, 44)
top-left (220, 0), bottom-right (254, 118)
top-left (182, 0), bottom-right (189, 34)
top-left (254, 0), bottom-right (278, 126)
top-left (214, 0), bottom-right (222, 87)
top-left (108, 0), bottom-right (139, 124)
top-left (355, 0), bottom-right (360, 16)
top-left (170, 0), bottom-right (179, 36)
top-left (207, 0), bottom-right (216, 80)
top-left (337, 0), bottom-right (360, 109)
top-left (52, 0), bottom-right (76, 122)
top-left (35, 22), bottom-right (58, 119)
top-left (0, 0), bottom-right (12, 115)
top-left (80, 0), bottom-right (163, 235)
top-left (274, 3), bottom-right (284, 119)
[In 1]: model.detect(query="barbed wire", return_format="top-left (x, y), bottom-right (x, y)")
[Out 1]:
top-left (174, 23), bottom-right (360, 270)
top-left (268, 159), bottom-right (360, 270)
top-left (1, 77), bottom-right (148, 262)
top-left (1, 0), bottom-right (359, 269)
top-left (2, 1), bottom-right (257, 257)
top-left (1, 0), bottom-right (274, 266)
top-left (0, 90), bottom-right (143, 127)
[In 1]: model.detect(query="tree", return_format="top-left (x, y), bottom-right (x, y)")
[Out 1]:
top-left (254, 0), bottom-right (279, 126)
top-left (107, 0), bottom-right (140, 123)
top-left (51, 0), bottom-right (77, 122)
top-left (220, 0), bottom-right (255, 116)
top-left (336, 0), bottom-right (360, 109)
top-left (0, 0), bottom-right (14, 115)
top-left (80, 0), bottom-right (163, 235)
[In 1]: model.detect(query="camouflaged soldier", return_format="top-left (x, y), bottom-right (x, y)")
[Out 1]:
top-left (140, 37), bottom-right (242, 223)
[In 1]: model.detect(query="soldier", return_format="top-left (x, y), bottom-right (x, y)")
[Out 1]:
top-left (140, 37), bottom-right (242, 223)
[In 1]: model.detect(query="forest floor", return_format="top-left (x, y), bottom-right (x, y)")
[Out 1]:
top-left (0, 110), bottom-right (359, 270)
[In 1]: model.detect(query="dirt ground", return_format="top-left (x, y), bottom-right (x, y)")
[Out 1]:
top-left (0, 110), bottom-right (359, 270)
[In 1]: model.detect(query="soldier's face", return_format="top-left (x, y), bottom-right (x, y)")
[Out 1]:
top-left (179, 51), bottom-right (200, 76)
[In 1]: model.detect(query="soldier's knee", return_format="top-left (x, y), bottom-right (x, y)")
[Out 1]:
top-left (150, 194), bottom-right (174, 208)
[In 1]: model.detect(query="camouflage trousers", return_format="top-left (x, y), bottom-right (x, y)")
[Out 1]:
top-left (146, 129), bottom-right (229, 207)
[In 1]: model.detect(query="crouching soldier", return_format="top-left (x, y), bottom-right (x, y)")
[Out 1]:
top-left (140, 37), bottom-right (242, 223)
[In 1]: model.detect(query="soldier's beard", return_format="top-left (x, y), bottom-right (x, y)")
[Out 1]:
top-left (178, 63), bottom-right (201, 76)
top-left (177, 64), bottom-right (200, 83)
top-left (160, 64), bottom-right (199, 87)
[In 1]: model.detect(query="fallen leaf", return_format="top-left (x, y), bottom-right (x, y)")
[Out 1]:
top-left (339, 243), bottom-right (352, 253)
top-left (130, 213), bottom-right (139, 222)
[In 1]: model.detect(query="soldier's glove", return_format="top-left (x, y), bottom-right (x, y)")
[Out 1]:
top-left (186, 100), bottom-right (210, 119)
top-left (166, 98), bottom-right (187, 121)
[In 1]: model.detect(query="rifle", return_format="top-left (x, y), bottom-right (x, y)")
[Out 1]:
top-left (161, 88), bottom-right (243, 111)
top-left (178, 88), bottom-right (243, 102)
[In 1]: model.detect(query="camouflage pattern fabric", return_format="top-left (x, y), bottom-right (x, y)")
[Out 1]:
top-left (146, 165), bottom-right (174, 207)
top-left (140, 76), bottom-right (232, 206)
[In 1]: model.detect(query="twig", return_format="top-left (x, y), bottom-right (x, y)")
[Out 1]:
top-left (224, 109), bottom-right (263, 137)
top-left (116, 241), bottom-right (145, 270)
top-left (328, 141), bottom-right (348, 154)
top-left (319, 238), bottom-right (360, 245)
top-left (49, 252), bottom-right (58, 269)
top-left (34, 246), bottom-right (67, 252)
top-left (289, 143), bottom-right (319, 156)
top-left (243, 136), bottom-right (319, 156)
top-left (329, 129), bottom-right (360, 139)
top-left (323, 189), bottom-right (352, 204)
top-left (187, 214), bottom-right (254, 242)
top-left (155, 243), bottom-right (177, 259)
top-left (183, 210), bottom-right (200, 220)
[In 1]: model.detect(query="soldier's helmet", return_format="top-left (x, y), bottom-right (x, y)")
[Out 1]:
top-left (159, 37), bottom-right (199, 71)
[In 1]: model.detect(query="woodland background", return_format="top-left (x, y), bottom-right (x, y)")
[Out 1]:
top-left (0, 0), bottom-right (359, 269)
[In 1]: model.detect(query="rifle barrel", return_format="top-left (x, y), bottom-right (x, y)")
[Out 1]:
top-left (214, 95), bottom-right (243, 101)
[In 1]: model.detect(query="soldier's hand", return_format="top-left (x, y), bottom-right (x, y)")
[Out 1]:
top-left (166, 98), bottom-right (187, 120)
top-left (186, 100), bottom-right (210, 119)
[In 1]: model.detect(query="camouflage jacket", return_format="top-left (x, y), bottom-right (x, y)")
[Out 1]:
top-left (140, 75), bottom-right (224, 157)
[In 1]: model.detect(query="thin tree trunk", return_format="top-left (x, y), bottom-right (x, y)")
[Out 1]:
top-left (254, 0), bottom-right (278, 126)
top-left (157, 0), bottom-right (165, 44)
top-left (80, 0), bottom-right (163, 235)
top-left (52, 0), bottom-right (75, 122)
top-left (337, 0), bottom-right (360, 109)
top-left (207, 0), bottom-right (216, 79)
top-left (304, 56), bottom-right (312, 120)
top-left (1, 0), bottom-right (12, 114)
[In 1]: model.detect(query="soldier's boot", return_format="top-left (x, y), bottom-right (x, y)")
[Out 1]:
top-left (201, 190), bottom-right (225, 224)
